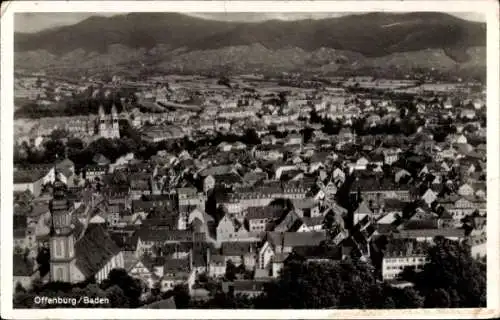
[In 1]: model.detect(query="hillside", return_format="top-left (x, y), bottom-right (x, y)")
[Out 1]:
top-left (14, 12), bottom-right (486, 76)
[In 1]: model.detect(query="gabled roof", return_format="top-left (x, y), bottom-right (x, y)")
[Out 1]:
top-left (291, 198), bottom-right (318, 210)
top-left (401, 219), bottom-right (439, 230)
top-left (54, 158), bottom-right (75, 178)
top-left (75, 224), bottom-right (121, 278)
top-left (302, 216), bottom-right (324, 227)
top-left (92, 153), bottom-right (111, 165)
top-left (354, 201), bottom-right (373, 215)
top-left (123, 251), bottom-right (139, 272)
top-left (384, 238), bottom-right (430, 257)
top-left (246, 206), bottom-right (281, 220)
top-left (266, 231), bottom-right (326, 248)
top-left (14, 169), bottom-right (47, 184)
top-left (274, 210), bottom-right (301, 232)
top-left (221, 241), bottom-right (258, 256)
top-left (163, 257), bottom-right (191, 273)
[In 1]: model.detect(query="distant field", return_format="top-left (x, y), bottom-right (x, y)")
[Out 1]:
top-left (14, 119), bottom-right (37, 137)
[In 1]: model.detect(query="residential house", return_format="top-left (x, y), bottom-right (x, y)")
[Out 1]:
top-left (221, 241), bottom-right (259, 269)
top-left (338, 128), bottom-right (356, 144)
top-left (127, 257), bottom-right (158, 289)
top-left (14, 169), bottom-right (45, 197)
top-left (391, 228), bottom-right (466, 242)
top-left (438, 196), bottom-right (486, 222)
top-left (84, 165), bottom-right (108, 182)
top-left (353, 201), bottom-right (375, 225)
top-left (245, 206), bottom-right (281, 233)
top-left (458, 183), bottom-right (475, 197)
top-left (383, 148), bottom-right (400, 165)
top-left (207, 254), bottom-right (226, 278)
top-left (160, 257), bottom-right (195, 293)
top-left (216, 215), bottom-right (250, 242)
top-left (284, 133), bottom-right (303, 146)
top-left (178, 187), bottom-right (206, 213)
top-left (382, 239), bottom-right (430, 281)
top-left (297, 216), bottom-right (324, 232)
top-left (291, 198), bottom-right (320, 218)
top-left (225, 280), bottom-right (267, 298)
top-left (351, 176), bottom-right (411, 206)
top-left (256, 231), bottom-right (326, 272)
top-left (421, 188), bottom-right (438, 206)
top-left (350, 157), bottom-right (369, 171)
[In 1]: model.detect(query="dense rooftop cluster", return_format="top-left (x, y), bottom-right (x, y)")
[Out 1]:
top-left (12, 72), bottom-right (486, 309)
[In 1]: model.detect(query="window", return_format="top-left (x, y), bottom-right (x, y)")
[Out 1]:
top-left (56, 267), bottom-right (64, 281)
top-left (55, 240), bottom-right (62, 257)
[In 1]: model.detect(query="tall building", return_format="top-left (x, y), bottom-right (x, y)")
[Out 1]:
top-left (49, 175), bottom-right (76, 282)
top-left (48, 176), bottom-right (125, 284)
top-left (98, 104), bottom-right (120, 139)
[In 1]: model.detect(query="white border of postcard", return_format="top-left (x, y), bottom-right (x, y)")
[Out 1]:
top-left (1, 1), bottom-right (499, 319)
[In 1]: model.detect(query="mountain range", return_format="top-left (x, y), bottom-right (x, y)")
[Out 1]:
top-left (15, 12), bottom-right (486, 77)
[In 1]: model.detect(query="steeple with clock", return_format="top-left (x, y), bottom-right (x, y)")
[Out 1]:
top-left (49, 173), bottom-right (76, 283)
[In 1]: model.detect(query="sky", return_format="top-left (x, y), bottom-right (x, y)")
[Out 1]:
top-left (15, 12), bottom-right (486, 33)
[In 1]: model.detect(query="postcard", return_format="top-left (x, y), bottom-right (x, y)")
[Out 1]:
top-left (1, 1), bottom-right (499, 319)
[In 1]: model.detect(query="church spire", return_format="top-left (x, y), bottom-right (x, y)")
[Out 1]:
top-left (111, 103), bottom-right (118, 116)
top-left (98, 104), bottom-right (105, 116)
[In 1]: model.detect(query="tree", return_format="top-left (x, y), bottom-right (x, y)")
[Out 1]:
top-left (256, 256), bottom-right (428, 310)
top-left (310, 109), bottom-right (321, 123)
top-left (105, 285), bottom-right (129, 307)
top-left (414, 237), bottom-right (486, 308)
top-left (50, 128), bottom-right (70, 141)
top-left (172, 284), bottom-right (190, 309)
top-left (390, 286), bottom-right (425, 308)
top-left (425, 288), bottom-right (451, 308)
top-left (242, 128), bottom-right (261, 145)
top-left (67, 137), bottom-right (84, 150)
top-left (36, 247), bottom-right (51, 278)
top-left (111, 170), bottom-right (129, 186)
top-left (399, 266), bottom-right (418, 283)
top-left (102, 268), bottom-right (143, 307)
top-left (15, 282), bottom-right (26, 294)
top-left (43, 139), bottom-right (66, 162)
top-left (15, 189), bottom-right (34, 207)
top-left (301, 127), bottom-right (315, 143)
top-left (225, 260), bottom-right (237, 282)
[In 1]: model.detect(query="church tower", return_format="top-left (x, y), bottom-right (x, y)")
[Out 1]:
top-left (49, 174), bottom-right (76, 283)
top-left (98, 104), bottom-right (107, 137)
top-left (111, 104), bottom-right (120, 138)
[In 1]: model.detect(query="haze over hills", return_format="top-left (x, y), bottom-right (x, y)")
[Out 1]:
top-left (15, 12), bottom-right (486, 77)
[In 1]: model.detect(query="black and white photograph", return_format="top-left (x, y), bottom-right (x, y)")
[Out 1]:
top-left (1, 1), bottom-right (499, 318)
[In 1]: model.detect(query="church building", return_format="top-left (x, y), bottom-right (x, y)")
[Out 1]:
top-left (49, 176), bottom-right (124, 283)
top-left (97, 104), bottom-right (120, 139)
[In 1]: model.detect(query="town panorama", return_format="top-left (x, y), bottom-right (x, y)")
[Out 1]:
top-left (12, 11), bottom-right (487, 309)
